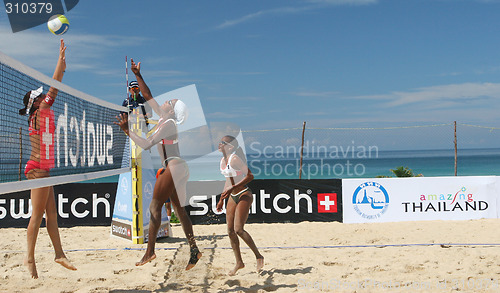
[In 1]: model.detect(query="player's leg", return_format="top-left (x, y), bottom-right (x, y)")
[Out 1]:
top-left (233, 194), bottom-right (264, 272)
top-left (226, 197), bottom-right (244, 275)
top-left (44, 186), bottom-right (76, 270)
top-left (135, 169), bottom-right (173, 266)
top-left (25, 171), bottom-right (50, 278)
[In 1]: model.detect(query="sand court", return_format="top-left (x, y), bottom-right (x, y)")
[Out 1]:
top-left (1, 219), bottom-right (500, 292)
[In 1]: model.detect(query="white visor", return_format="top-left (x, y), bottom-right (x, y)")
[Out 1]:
top-left (25, 86), bottom-right (43, 116)
top-left (174, 100), bottom-right (188, 125)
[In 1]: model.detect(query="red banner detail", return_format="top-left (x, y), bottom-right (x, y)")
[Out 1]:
top-left (317, 193), bottom-right (337, 213)
top-left (39, 109), bottom-right (55, 169)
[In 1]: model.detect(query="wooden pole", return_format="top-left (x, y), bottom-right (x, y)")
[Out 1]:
top-left (299, 121), bottom-right (306, 179)
top-left (18, 127), bottom-right (22, 181)
top-left (454, 121), bottom-right (457, 176)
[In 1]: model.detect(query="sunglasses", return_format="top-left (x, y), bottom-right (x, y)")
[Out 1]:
top-left (219, 140), bottom-right (234, 147)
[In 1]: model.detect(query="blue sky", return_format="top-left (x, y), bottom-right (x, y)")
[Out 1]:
top-left (2, 0), bottom-right (500, 134)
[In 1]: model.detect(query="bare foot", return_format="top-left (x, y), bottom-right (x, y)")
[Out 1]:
top-left (135, 253), bottom-right (156, 266)
top-left (24, 258), bottom-right (38, 279)
top-left (185, 247), bottom-right (202, 271)
top-left (55, 257), bottom-right (77, 271)
top-left (228, 262), bottom-right (245, 276)
top-left (256, 257), bottom-right (264, 272)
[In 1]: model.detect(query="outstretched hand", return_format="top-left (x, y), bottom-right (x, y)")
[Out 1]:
top-left (114, 113), bottom-right (130, 135)
top-left (59, 39), bottom-right (67, 72)
top-left (131, 58), bottom-right (141, 75)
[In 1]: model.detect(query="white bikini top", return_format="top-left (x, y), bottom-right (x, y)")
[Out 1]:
top-left (220, 153), bottom-right (243, 178)
top-left (152, 117), bottom-right (178, 145)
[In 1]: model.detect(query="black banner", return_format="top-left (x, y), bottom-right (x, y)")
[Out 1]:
top-left (185, 179), bottom-right (343, 224)
top-left (0, 183), bottom-right (117, 228)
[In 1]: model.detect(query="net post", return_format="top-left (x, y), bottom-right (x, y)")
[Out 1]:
top-left (18, 127), bottom-right (22, 181)
top-left (299, 121), bottom-right (306, 179)
top-left (454, 121), bottom-right (458, 176)
top-left (131, 112), bottom-right (145, 244)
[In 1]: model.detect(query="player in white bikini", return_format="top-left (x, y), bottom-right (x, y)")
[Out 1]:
top-left (216, 135), bottom-right (264, 275)
top-left (115, 58), bottom-right (201, 270)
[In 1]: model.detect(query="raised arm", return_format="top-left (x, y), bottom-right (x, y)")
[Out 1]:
top-left (43, 39), bottom-right (66, 108)
top-left (130, 59), bottom-right (163, 116)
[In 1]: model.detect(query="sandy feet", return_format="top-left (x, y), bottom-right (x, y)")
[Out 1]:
top-left (256, 257), bottom-right (264, 272)
top-left (228, 257), bottom-right (264, 276)
top-left (24, 258), bottom-right (38, 279)
top-left (135, 253), bottom-right (156, 266)
top-left (55, 257), bottom-right (77, 271)
top-left (228, 262), bottom-right (245, 276)
top-left (24, 256), bottom-right (76, 279)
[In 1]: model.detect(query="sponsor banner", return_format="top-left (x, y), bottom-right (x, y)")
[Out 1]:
top-left (0, 183), bottom-right (117, 228)
top-left (185, 179), bottom-right (342, 224)
top-left (342, 176), bottom-right (500, 224)
top-left (144, 221), bottom-right (172, 243)
top-left (111, 219), bottom-right (133, 240)
top-left (111, 148), bottom-right (170, 242)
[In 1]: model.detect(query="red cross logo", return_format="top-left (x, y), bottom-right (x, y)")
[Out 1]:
top-left (317, 193), bottom-right (337, 213)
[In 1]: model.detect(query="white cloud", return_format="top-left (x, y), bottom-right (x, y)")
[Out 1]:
top-left (293, 90), bottom-right (339, 98)
top-left (306, 0), bottom-right (377, 4)
top-left (352, 82), bottom-right (500, 108)
top-left (216, 6), bottom-right (313, 30)
top-left (0, 23), bottom-right (145, 74)
top-left (214, 0), bottom-right (377, 30)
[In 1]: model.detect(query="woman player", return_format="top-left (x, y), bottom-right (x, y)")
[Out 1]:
top-left (216, 135), bottom-right (264, 275)
top-left (18, 39), bottom-right (77, 279)
top-left (115, 59), bottom-right (202, 270)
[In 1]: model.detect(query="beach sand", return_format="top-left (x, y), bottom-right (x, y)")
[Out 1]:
top-left (1, 219), bottom-right (500, 292)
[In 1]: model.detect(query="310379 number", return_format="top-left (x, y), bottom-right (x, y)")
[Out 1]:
top-left (5, 2), bottom-right (53, 14)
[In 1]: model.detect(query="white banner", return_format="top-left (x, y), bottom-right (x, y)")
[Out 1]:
top-left (342, 176), bottom-right (499, 223)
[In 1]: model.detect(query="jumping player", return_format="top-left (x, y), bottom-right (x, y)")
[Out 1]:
top-left (115, 58), bottom-right (202, 270)
top-left (18, 39), bottom-right (77, 279)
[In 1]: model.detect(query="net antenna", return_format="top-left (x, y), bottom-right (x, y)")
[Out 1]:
top-left (126, 56), bottom-right (130, 111)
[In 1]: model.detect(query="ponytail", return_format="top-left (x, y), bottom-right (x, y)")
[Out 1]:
top-left (234, 146), bottom-right (247, 165)
top-left (19, 108), bottom-right (27, 116)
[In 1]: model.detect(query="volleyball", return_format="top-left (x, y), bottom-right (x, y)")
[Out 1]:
top-left (47, 14), bottom-right (69, 35)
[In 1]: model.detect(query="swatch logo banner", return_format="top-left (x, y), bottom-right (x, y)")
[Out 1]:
top-left (4, 0), bottom-right (79, 33)
top-left (352, 181), bottom-right (389, 220)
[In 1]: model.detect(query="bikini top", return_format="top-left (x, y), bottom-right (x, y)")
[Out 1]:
top-left (28, 109), bottom-right (39, 136)
top-left (154, 118), bottom-right (179, 145)
top-left (27, 94), bottom-right (55, 136)
top-left (220, 153), bottom-right (243, 178)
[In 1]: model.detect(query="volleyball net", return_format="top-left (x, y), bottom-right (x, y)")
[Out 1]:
top-left (0, 51), bottom-right (130, 194)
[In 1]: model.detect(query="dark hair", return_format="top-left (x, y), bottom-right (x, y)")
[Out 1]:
top-left (18, 90), bottom-right (41, 117)
top-left (224, 135), bottom-right (247, 164)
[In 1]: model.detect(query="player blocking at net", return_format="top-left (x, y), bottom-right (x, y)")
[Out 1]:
top-left (17, 39), bottom-right (77, 279)
top-left (114, 59), bottom-right (202, 270)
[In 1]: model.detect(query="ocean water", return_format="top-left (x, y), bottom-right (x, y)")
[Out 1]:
top-left (7, 148), bottom-right (500, 184)
top-left (184, 148), bottom-right (500, 181)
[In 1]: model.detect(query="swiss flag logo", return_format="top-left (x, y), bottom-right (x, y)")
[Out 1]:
top-left (317, 193), bottom-right (337, 213)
